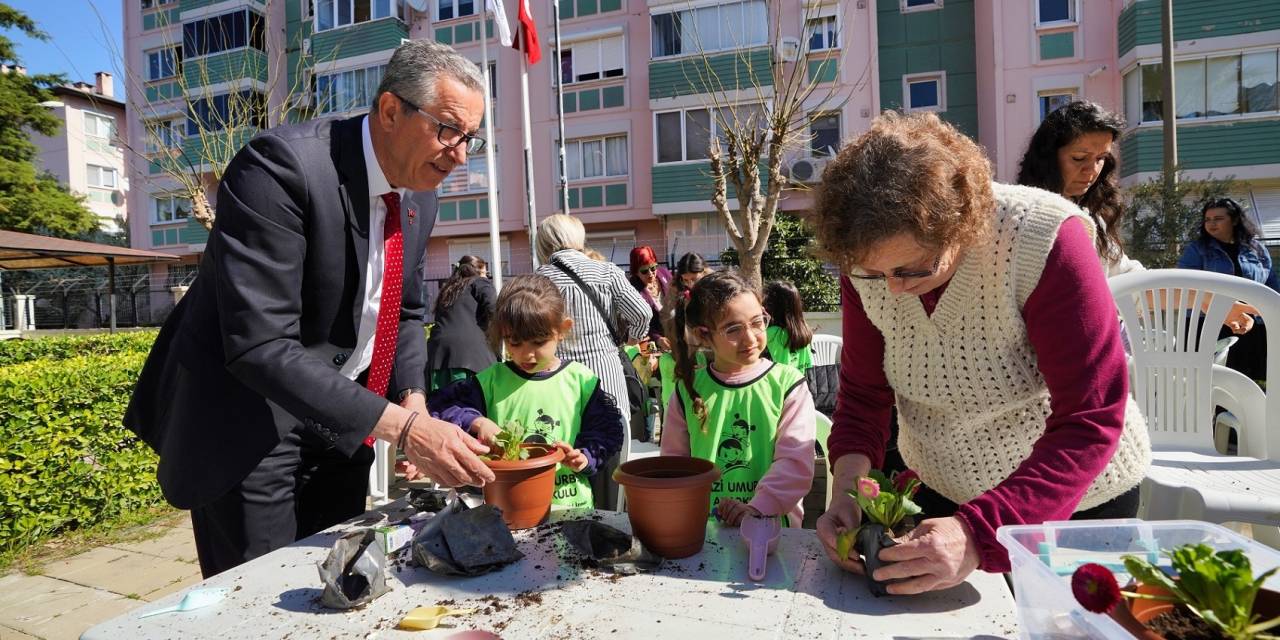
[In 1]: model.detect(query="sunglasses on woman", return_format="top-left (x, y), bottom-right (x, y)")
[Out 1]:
top-left (637, 265), bottom-right (658, 275)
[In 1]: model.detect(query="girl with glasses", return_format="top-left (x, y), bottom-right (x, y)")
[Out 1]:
top-left (660, 270), bottom-right (816, 528)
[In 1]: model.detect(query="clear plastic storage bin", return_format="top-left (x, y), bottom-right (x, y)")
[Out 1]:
top-left (996, 519), bottom-right (1280, 639)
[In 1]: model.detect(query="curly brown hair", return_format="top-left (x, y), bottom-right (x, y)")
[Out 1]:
top-left (812, 111), bottom-right (994, 271)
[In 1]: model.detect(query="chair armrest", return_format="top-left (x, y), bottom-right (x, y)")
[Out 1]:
top-left (1212, 364), bottom-right (1267, 457)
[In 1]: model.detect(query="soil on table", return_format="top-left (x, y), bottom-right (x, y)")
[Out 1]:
top-left (1147, 606), bottom-right (1226, 640)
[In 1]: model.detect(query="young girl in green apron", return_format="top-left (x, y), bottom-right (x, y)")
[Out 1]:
top-left (660, 271), bottom-right (817, 527)
top-left (429, 274), bottom-right (625, 510)
top-left (762, 281), bottom-right (814, 371)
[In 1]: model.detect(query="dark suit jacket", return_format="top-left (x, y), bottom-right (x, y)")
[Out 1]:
top-left (426, 277), bottom-right (498, 374)
top-left (124, 116), bottom-right (435, 510)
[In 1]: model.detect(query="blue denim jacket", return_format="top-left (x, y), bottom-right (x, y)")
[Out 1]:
top-left (1177, 237), bottom-right (1280, 293)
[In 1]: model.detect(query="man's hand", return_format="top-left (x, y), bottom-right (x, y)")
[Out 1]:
top-left (873, 516), bottom-right (981, 594)
top-left (400, 413), bottom-right (495, 487)
top-left (554, 441), bottom-right (588, 472)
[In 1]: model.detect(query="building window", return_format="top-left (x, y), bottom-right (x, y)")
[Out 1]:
top-left (301, 0), bottom-right (314, 19)
top-left (809, 112), bottom-right (840, 157)
top-left (86, 165), bottom-right (117, 189)
top-left (1122, 49), bottom-right (1280, 125)
top-left (558, 134), bottom-right (628, 181)
top-left (83, 112), bottom-right (116, 139)
top-left (147, 46), bottom-right (182, 81)
top-left (316, 0), bottom-right (406, 30)
top-left (651, 0), bottom-right (768, 58)
top-left (183, 9), bottom-right (265, 57)
top-left (903, 73), bottom-right (945, 112)
top-left (805, 16), bottom-right (838, 52)
top-left (559, 34), bottom-right (625, 85)
top-left (187, 91), bottom-right (267, 135)
top-left (440, 156), bottom-right (490, 195)
top-left (152, 194), bottom-right (192, 224)
top-left (901, 0), bottom-right (941, 13)
top-left (435, 0), bottom-right (475, 21)
top-left (1038, 91), bottom-right (1074, 121)
top-left (1036, 0), bottom-right (1075, 26)
top-left (314, 64), bottom-right (386, 114)
top-left (655, 104), bottom-right (767, 163)
top-left (146, 119), bottom-right (184, 153)
top-left (142, 0), bottom-right (175, 9)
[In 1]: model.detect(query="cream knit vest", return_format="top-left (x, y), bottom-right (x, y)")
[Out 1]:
top-left (851, 183), bottom-right (1151, 510)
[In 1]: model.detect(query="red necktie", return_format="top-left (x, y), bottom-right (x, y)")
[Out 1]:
top-left (364, 192), bottom-right (404, 446)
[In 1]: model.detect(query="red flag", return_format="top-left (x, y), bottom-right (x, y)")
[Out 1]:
top-left (513, 0), bottom-right (541, 64)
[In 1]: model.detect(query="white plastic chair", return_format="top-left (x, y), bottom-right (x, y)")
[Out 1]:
top-left (811, 334), bottom-right (843, 367)
top-left (1110, 269), bottom-right (1280, 532)
top-left (368, 440), bottom-right (393, 506)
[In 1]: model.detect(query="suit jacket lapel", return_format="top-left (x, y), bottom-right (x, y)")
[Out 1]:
top-left (332, 116), bottom-right (371, 338)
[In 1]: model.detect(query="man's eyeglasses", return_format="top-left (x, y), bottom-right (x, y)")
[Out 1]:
top-left (711, 313), bottom-right (771, 343)
top-left (394, 93), bottom-right (486, 154)
top-left (637, 265), bottom-right (658, 275)
top-left (849, 254), bottom-right (942, 281)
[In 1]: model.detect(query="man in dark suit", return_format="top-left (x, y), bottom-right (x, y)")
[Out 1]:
top-left (125, 41), bottom-right (495, 577)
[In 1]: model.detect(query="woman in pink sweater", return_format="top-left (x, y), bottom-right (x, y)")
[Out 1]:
top-left (811, 112), bottom-right (1150, 594)
top-left (660, 270), bottom-right (816, 527)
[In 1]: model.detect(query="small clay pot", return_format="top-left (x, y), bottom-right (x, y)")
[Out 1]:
top-left (857, 523), bottom-right (899, 597)
top-left (482, 444), bottom-right (565, 530)
top-left (614, 456), bottom-right (721, 559)
top-left (1112, 580), bottom-right (1280, 639)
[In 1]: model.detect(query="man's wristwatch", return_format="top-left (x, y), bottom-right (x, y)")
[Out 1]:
top-left (397, 387), bottom-right (426, 402)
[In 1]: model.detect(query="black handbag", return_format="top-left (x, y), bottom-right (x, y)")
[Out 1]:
top-left (550, 259), bottom-right (647, 438)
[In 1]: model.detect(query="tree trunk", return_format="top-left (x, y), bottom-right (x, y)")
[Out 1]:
top-left (738, 247), bottom-right (763, 290)
top-left (192, 189), bottom-right (215, 231)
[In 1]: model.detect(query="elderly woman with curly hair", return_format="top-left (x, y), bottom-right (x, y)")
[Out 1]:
top-left (812, 111), bottom-right (1151, 594)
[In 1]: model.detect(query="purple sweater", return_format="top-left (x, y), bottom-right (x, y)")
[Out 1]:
top-left (827, 218), bottom-right (1132, 572)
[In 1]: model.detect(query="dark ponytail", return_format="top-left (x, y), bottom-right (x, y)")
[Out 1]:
top-left (763, 280), bottom-right (812, 351)
top-left (673, 270), bottom-right (760, 432)
top-left (433, 255), bottom-right (487, 317)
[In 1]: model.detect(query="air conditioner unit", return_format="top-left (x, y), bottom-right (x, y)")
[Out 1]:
top-left (302, 38), bottom-right (311, 55)
top-left (786, 157), bottom-right (828, 183)
top-left (775, 37), bottom-right (801, 63)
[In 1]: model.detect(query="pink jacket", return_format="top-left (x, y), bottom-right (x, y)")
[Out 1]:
top-left (662, 359), bottom-right (816, 526)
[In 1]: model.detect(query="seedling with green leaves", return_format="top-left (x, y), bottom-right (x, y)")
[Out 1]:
top-left (486, 421), bottom-right (535, 462)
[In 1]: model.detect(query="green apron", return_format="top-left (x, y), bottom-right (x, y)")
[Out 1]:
top-left (476, 361), bottom-right (598, 509)
top-left (678, 362), bottom-right (805, 516)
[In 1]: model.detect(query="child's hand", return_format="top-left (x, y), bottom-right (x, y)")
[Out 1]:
top-left (554, 441), bottom-right (589, 472)
top-left (470, 417), bottom-right (502, 450)
top-left (716, 498), bottom-right (761, 527)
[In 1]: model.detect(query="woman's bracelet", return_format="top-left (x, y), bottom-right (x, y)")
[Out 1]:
top-left (397, 411), bottom-right (419, 450)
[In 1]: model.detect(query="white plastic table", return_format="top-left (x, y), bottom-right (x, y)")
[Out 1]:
top-left (82, 506), bottom-right (1019, 639)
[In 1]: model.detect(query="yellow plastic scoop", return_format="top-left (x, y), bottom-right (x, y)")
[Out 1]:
top-left (397, 606), bottom-right (476, 631)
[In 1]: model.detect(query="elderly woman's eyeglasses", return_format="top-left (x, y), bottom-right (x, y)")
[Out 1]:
top-left (710, 313), bottom-right (771, 343)
top-left (849, 254), bottom-right (942, 281)
top-left (394, 93), bottom-right (486, 154)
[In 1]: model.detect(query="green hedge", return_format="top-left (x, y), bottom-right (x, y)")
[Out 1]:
top-left (0, 350), bottom-right (162, 554)
top-left (0, 330), bottom-right (157, 367)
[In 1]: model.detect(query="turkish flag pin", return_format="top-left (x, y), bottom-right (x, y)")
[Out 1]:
top-left (407, 208), bottom-right (417, 225)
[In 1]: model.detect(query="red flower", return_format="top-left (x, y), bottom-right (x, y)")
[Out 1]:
top-left (1071, 563), bottom-right (1122, 614)
top-left (893, 469), bottom-right (920, 495)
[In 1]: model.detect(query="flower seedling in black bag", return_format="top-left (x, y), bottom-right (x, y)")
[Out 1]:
top-left (834, 469), bottom-right (922, 596)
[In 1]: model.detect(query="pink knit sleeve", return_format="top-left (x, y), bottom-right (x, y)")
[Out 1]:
top-left (826, 277), bottom-right (896, 468)
top-left (660, 393), bottom-right (691, 456)
top-left (955, 217), bottom-right (1131, 572)
top-left (748, 381), bottom-right (817, 523)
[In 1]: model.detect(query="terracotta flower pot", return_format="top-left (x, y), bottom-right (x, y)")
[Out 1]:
top-left (482, 444), bottom-right (565, 530)
top-left (1110, 580), bottom-right (1280, 639)
top-left (614, 456), bottom-right (721, 559)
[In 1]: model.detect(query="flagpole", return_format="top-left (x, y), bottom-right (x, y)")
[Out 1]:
top-left (480, 15), bottom-right (502, 291)
top-left (551, 0), bottom-right (570, 215)
top-left (521, 49), bottom-right (539, 268)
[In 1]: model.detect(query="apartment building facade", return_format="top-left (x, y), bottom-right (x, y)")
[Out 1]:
top-left (31, 72), bottom-right (129, 233)
top-left (122, 0), bottom-right (1280, 303)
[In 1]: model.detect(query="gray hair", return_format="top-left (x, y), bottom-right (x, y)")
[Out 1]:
top-left (536, 214), bottom-right (586, 263)
top-left (372, 40), bottom-right (485, 115)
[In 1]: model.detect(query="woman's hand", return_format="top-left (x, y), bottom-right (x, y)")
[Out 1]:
top-left (715, 498), bottom-right (760, 526)
top-left (1226, 302), bottom-right (1257, 335)
top-left (816, 490), bottom-right (866, 574)
top-left (873, 516), bottom-right (981, 594)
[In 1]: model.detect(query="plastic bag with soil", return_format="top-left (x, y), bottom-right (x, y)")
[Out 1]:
top-left (411, 500), bottom-right (523, 576)
top-left (561, 520), bottom-right (663, 575)
top-left (317, 529), bottom-right (391, 609)
top-left (858, 522), bottom-right (906, 597)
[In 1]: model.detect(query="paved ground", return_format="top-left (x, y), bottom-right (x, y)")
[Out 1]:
top-left (0, 516), bottom-right (201, 640)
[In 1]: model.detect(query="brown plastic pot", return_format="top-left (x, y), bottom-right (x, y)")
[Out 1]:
top-left (1111, 580), bottom-right (1280, 639)
top-left (614, 456), bottom-right (721, 559)
top-left (482, 444), bottom-right (565, 530)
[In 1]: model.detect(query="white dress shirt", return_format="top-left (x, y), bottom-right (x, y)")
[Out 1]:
top-left (340, 116), bottom-right (405, 381)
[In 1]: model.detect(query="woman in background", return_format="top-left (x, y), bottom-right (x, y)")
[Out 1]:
top-left (425, 255), bottom-right (496, 392)
top-left (629, 245), bottom-right (674, 350)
